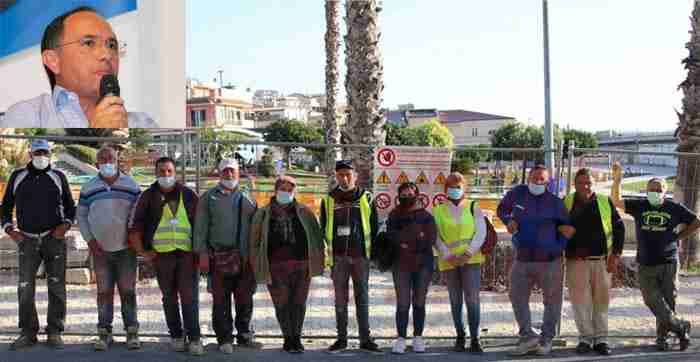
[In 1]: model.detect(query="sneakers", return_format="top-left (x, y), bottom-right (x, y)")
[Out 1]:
top-left (453, 336), bottom-right (467, 352)
top-left (535, 341), bottom-right (552, 356)
top-left (47, 334), bottom-right (65, 349)
top-left (126, 326), bottom-right (141, 350)
top-left (575, 342), bottom-right (592, 354)
top-left (359, 339), bottom-right (383, 354)
top-left (469, 338), bottom-right (484, 353)
top-left (594, 342), bottom-right (612, 355)
top-left (327, 339), bottom-right (348, 354)
top-left (413, 336), bottom-right (426, 353)
top-left (392, 337), bottom-right (406, 354)
top-left (94, 328), bottom-right (113, 351)
top-left (509, 336), bottom-right (539, 356)
top-left (9, 334), bottom-right (38, 351)
top-left (171, 337), bottom-right (186, 352)
top-left (677, 320), bottom-right (692, 351)
top-left (219, 342), bottom-right (234, 354)
top-left (656, 338), bottom-right (671, 352)
top-left (189, 339), bottom-right (205, 356)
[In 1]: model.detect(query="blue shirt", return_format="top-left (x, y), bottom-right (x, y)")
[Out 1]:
top-left (1, 86), bottom-right (159, 128)
top-left (497, 184), bottom-right (571, 262)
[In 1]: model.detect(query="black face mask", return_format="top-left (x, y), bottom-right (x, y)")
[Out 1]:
top-left (398, 195), bottom-right (417, 207)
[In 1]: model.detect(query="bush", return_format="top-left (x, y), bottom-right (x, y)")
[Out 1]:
top-left (258, 154), bottom-right (275, 177)
top-left (64, 145), bottom-right (98, 165)
top-left (452, 158), bottom-right (475, 175)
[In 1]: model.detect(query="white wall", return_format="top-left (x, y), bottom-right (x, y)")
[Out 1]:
top-left (0, 0), bottom-right (185, 128)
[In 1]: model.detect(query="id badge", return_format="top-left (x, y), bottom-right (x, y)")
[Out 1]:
top-left (169, 218), bottom-right (179, 226)
top-left (338, 226), bottom-right (351, 237)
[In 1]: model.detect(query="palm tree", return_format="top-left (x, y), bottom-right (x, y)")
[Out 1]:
top-left (676, 0), bottom-right (700, 266)
top-left (343, 0), bottom-right (386, 188)
top-left (324, 0), bottom-right (342, 186)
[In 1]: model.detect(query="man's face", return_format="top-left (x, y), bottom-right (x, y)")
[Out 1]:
top-left (96, 150), bottom-right (115, 168)
top-left (574, 174), bottom-right (593, 196)
top-left (156, 161), bottom-right (175, 178)
top-left (335, 168), bottom-right (356, 190)
top-left (528, 169), bottom-right (549, 185)
top-left (221, 167), bottom-right (239, 181)
top-left (647, 180), bottom-right (666, 194)
top-left (44, 11), bottom-right (119, 99)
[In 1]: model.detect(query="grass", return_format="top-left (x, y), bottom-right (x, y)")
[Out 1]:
top-left (685, 262), bottom-right (700, 275)
top-left (621, 176), bottom-right (676, 193)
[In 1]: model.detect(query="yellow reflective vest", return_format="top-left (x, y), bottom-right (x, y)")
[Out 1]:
top-left (564, 193), bottom-right (613, 252)
top-left (323, 193), bottom-right (372, 267)
top-left (152, 194), bottom-right (192, 253)
top-left (433, 200), bottom-right (484, 271)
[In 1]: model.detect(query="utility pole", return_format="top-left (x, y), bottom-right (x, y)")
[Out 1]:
top-left (543, 0), bottom-right (554, 173)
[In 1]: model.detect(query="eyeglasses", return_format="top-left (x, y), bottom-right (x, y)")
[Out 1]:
top-left (54, 35), bottom-right (127, 57)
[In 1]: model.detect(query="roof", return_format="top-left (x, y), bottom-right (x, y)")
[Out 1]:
top-left (438, 110), bottom-right (514, 123)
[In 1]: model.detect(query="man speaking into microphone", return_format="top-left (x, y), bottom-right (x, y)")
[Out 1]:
top-left (1, 6), bottom-right (159, 128)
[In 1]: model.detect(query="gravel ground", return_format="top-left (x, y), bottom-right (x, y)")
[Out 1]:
top-left (0, 270), bottom-right (697, 344)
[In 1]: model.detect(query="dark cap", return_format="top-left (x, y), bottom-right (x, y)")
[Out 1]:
top-left (335, 159), bottom-right (354, 171)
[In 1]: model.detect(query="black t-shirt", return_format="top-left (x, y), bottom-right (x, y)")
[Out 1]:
top-left (624, 199), bottom-right (697, 265)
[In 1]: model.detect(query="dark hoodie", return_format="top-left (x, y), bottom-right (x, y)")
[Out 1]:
top-left (319, 186), bottom-right (379, 259)
top-left (386, 205), bottom-right (437, 272)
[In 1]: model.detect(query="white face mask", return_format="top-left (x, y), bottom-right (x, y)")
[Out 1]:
top-left (32, 156), bottom-right (50, 170)
top-left (528, 183), bottom-right (546, 196)
top-left (220, 179), bottom-right (239, 190)
top-left (157, 176), bottom-right (176, 189)
top-left (647, 191), bottom-right (664, 206)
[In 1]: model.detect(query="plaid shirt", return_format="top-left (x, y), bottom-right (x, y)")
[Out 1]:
top-left (1, 85), bottom-right (158, 128)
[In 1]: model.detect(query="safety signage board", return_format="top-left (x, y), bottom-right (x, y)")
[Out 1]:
top-left (373, 146), bottom-right (452, 219)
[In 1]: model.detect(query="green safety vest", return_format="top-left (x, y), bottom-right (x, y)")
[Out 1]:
top-left (323, 193), bottom-right (372, 267)
top-left (433, 200), bottom-right (484, 271)
top-left (152, 193), bottom-right (192, 253)
top-left (564, 193), bottom-right (613, 252)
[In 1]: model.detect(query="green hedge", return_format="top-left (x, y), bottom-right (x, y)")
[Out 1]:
top-left (64, 145), bottom-right (98, 165)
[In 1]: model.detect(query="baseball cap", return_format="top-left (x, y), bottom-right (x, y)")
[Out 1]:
top-left (30, 139), bottom-right (51, 152)
top-left (218, 158), bottom-right (239, 171)
top-left (335, 159), bottom-right (354, 171)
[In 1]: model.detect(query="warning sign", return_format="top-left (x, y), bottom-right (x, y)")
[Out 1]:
top-left (434, 172), bottom-right (446, 185)
top-left (415, 171), bottom-right (429, 184)
top-left (375, 171), bottom-right (391, 184)
top-left (373, 146), bottom-right (452, 219)
top-left (395, 171), bottom-right (410, 184)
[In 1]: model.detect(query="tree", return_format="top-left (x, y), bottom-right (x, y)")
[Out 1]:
top-left (384, 119), bottom-right (453, 147)
top-left (675, 0), bottom-right (700, 265)
top-left (343, 0), bottom-right (385, 188)
top-left (199, 128), bottom-right (249, 174)
top-left (324, 0), bottom-right (342, 185)
top-left (562, 128), bottom-right (598, 150)
top-left (127, 128), bottom-right (152, 152)
top-left (262, 120), bottom-right (324, 168)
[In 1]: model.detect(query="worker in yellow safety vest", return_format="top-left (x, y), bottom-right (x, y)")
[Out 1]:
top-left (433, 172), bottom-right (486, 353)
top-left (564, 167), bottom-right (625, 356)
top-left (128, 156), bottom-right (204, 356)
top-left (320, 160), bottom-right (382, 354)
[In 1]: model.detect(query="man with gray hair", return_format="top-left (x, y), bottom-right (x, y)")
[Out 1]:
top-left (193, 158), bottom-right (259, 354)
top-left (78, 145), bottom-right (142, 351)
top-left (612, 164), bottom-right (700, 351)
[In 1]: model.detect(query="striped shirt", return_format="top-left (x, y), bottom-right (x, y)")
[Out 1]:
top-left (78, 173), bottom-right (141, 252)
top-left (1, 85), bottom-right (158, 128)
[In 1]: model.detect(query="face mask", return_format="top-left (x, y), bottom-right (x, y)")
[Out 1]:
top-left (276, 191), bottom-right (294, 204)
top-left (99, 163), bottom-right (117, 178)
top-left (647, 192), bottom-right (664, 206)
top-left (447, 187), bottom-right (463, 200)
top-left (398, 195), bottom-right (417, 207)
top-left (339, 184), bottom-right (354, 192)
top-left (157, 176), bottom-right (176, 189)
top-left (528, 183), bottom-right (546, 196)
top-left (32, 156), bottom-right (50, 170)
top-left (220, 179), bottom-right (239, 190)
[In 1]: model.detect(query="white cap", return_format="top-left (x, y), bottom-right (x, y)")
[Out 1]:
top-left (218, 158), bottom-right (239, 172)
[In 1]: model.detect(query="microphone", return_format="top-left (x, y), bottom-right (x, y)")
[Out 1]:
top-left (99, 74), bottom-right (120, 101)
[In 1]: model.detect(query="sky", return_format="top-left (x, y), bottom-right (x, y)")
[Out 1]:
top-left (187, 0), bottom-right (693, 133)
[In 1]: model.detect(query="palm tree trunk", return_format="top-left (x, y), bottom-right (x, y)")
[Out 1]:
top-left (344, 0), bottom-right (386, 189)
top-left (324, 0), bottom-right (342, 189)
top-left (675, 0), bottom-right (700, 265)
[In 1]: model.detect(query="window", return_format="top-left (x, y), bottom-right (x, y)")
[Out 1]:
top-left (472, 128), bottom-right (478, 137)
top-left (191, 109), bottom-right (206, 127)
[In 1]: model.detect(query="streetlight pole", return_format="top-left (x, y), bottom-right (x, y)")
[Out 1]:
top-left (543, 0), bottom-right (554, 173)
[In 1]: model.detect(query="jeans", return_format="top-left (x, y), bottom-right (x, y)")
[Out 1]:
top-left (210, 261), bottom-right (256, 344)
top-left (268, 261), bottom-right (310, 339)
top-left (392, 267), bottom-right (431, 338)
top-left (331, 256), bottom-right (371, 342)
top-left (445, 264), bottom-right (481, 339)
top-left (93, 248), bottom-right (138, 332)
top-left (154, 250), bottom-right (200, 340)
top-left (509, 258), bottom-right (563, 343)
top-left (17, 235), bottom-right (66, 336)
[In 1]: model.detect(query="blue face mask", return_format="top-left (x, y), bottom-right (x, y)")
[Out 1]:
top-left (99, 163), bottom-right (117, 177)
top-left (528, 183), bottom-right (546, 196)
top-left (447, 187), bottom-right (464, 200)
top-left (276, 191), bottom-right (294, 204)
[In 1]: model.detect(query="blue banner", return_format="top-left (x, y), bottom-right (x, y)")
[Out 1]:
top-left (0, 0), bottom-right (136, 58)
